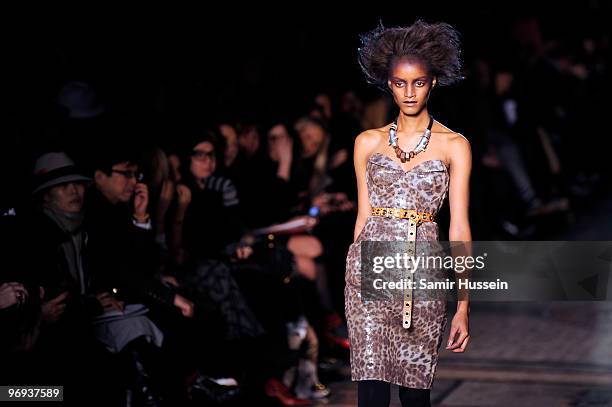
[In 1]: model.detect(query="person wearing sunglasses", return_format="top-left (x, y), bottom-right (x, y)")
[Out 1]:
top-left (171, 130), bottom-right (250, 263)
top-left (86, 145), bottom-right (194, 318)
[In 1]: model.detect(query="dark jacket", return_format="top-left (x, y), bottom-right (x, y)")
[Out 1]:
top-left (29, 211), bottom-right (102, 319)
top-left (83, 188), bottom-right (175, 307)
top-left (181, 175), bottom-right (245, 260)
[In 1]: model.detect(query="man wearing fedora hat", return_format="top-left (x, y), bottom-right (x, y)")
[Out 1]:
top-left (29, 151), bottom-right (115, 402)
top-left (32, 149), bottom-right (166, 405)
top-left (32, 152), bottom-right (94, 320)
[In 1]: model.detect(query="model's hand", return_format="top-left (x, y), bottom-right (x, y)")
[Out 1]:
top-left (446, 310), bottom-right (469, 353)
top-left (134, 183), bottom-right (149, 218)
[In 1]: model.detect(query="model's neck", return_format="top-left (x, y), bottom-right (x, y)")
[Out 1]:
top-left (396, 109), bottom-right (430, 134)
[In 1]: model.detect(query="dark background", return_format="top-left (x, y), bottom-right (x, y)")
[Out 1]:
top-left (3, 4), bottom-right (610, 241)
top-left (4, 5), bottom-right (608, 127)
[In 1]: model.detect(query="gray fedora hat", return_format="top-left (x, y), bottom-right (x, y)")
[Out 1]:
top-left (33, 152), bottom-right (92, 194)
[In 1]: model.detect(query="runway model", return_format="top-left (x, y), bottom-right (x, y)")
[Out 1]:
top-left (345, 20), bottom-right (472, 407)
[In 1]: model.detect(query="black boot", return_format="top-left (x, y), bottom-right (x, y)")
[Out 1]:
top-left (125, 338), bottom-right (163, 407)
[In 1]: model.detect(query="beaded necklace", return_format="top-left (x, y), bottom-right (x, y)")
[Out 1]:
top-left (389, 116), bottom-right (434, 163)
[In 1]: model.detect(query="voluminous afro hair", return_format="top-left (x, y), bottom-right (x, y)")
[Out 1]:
top-left (358, 20), bottom-right (463, 90)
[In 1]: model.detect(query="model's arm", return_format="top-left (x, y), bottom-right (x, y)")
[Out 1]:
top-left (446, 134), bottom-right (472, 353)
top-left (353, 131), bottom-right (378, 242)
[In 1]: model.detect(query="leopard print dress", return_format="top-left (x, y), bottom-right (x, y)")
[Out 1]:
top-left (345, 152), bottom-right (450, 389)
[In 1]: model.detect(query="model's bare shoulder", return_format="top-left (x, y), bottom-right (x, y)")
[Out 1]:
top-left (447, 131), bottom-right (471, 151)
top-left (432, 122), bottom-right (464, 139)
top-left (354, 128), bottom-right (386, 160)
top-left (445, 131), bottom-right (472, 168)
top-left (430, 122), bottom-right (470, 165)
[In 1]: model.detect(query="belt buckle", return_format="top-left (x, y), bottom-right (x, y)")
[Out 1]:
top-left (406, 209), bottom-right (420, 225)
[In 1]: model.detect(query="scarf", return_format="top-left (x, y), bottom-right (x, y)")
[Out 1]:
top-left (43, 206), bottom-right (86, 295)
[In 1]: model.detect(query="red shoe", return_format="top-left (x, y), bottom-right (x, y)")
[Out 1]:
top-left (264, 378), bottom-right (312, 406)
top-left (325, 334), bottom-right (350, 350)
top-left (324, 313), bottom-right (350, 350)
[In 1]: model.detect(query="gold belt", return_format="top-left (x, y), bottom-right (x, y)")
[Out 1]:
top-left (371, 207), bottom-right (435, 225)
top-left (371, 207), bottom-right (435, 329)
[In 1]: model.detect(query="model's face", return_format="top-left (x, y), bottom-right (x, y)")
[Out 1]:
top-left (190, 141), bottom-right (216, 180)
top-left (44, 182), bottom-right (85, 214)
top-left (388, 58), bottom-right (436, 116)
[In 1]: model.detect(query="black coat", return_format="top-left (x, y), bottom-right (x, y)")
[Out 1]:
top-left (83, 188), bottom-right (175, 307)
top-left (29, 211), bottom-right (102, 318)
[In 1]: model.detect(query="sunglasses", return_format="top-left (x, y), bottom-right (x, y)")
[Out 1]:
top-left (111, 169), bottom-right (144, 182)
